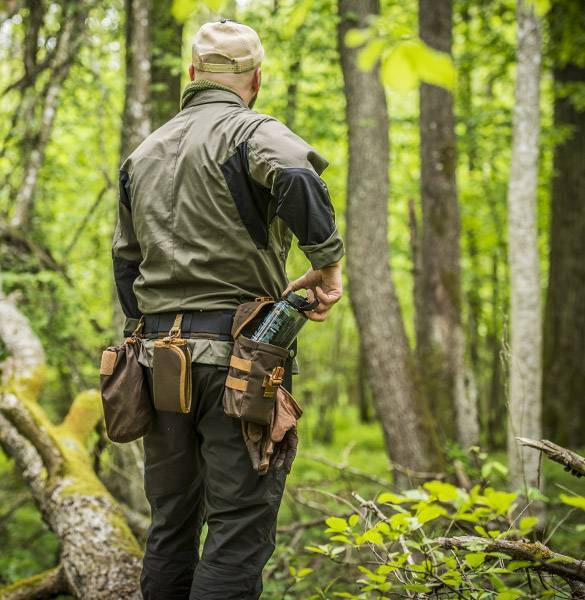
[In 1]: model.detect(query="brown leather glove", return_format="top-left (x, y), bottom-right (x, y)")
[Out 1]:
top-left (242, 386), bottom-right (302, 475)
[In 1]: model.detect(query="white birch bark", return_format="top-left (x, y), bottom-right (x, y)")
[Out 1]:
top-left (506, 0), bottom-right (543, 491)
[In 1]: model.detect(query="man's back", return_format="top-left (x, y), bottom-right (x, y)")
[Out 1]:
top-left (114, 82), bottom-right (338, 315)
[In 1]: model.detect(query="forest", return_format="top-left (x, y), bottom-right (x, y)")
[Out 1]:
top-left (0, 0), bottom-right (584, 598)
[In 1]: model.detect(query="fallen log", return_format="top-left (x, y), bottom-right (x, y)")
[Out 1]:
top-left (0, 291), bottom-right (142, 599)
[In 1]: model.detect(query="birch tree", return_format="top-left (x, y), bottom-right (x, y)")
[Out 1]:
top-left (506, 0), bottom-right (543, 490)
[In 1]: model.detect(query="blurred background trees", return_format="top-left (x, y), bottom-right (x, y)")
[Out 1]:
top-left (0, 0), bottom-right (584, 597)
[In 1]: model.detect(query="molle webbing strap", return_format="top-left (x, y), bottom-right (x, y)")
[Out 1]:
top-left (225, 375), bottom-right (248, 392)
top-left (230, 355), bottom-right (252, 373)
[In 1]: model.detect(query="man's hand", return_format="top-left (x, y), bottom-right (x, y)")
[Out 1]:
top-left (282, 261), bottom-right (342, 322)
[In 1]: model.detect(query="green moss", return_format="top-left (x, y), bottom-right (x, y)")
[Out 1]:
top-left (3, 373), bottom-right (141, 555)
top-left (58, 389), bottom-right (102, 443)
top-left (0, 565), bottom-right (62, 599)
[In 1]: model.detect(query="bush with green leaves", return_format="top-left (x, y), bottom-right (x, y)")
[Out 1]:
top-left (291, 481), bottom-right (585, 599)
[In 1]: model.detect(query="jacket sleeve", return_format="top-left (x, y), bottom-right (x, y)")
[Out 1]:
top-left (112, 168), bottom-right (142, 319)
top-left (247, 119), bottom-right (344, 270)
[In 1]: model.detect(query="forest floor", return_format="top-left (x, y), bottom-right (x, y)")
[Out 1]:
top-left (1, 406), bottom-right (583, 599)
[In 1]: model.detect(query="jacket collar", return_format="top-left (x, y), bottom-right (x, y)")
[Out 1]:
top-left (180, 79), bottom-right (248, 111)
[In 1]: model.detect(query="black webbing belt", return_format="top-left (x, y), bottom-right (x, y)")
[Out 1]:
top-left (142, 310), bottom-right (235, 340)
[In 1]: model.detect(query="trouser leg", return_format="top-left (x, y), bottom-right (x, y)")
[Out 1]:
top-left (189, 364), bottom-right (289, 600)
top-left (140, 369), bottom-right (205, 600)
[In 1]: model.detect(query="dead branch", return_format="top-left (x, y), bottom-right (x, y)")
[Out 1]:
top-left (517, 438), bottom-right (585, 478)
top-left (435, 536), bottom-right (585, 584)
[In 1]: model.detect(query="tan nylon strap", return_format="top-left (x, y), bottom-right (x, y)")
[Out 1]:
top-left (233, 301), bottom-right (273, 339)
top-left (230, 355), bottom-right (252, 373)
top-left (169, 313), bottom-right (183, 337)
top-left (225, 375), bottom-right (248, 392)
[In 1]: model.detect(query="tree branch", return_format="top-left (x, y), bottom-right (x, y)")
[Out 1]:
top-left (435, 536), bottom-right (585, 584)
top-left (0, 564), bottom-right (67, 600)
top-left (517, 438), bottom-right (585, 478)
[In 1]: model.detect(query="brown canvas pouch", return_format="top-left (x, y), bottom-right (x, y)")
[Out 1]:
top-left (223, 299), bottom-right (291, 426)
top-left (99, 319), bottom-right (154, 443)
top-left (152, 314), bottom-right (192, 413)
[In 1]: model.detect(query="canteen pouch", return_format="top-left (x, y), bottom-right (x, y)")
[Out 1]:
top-left (152, 314), bottom-right (192, 413)
top-left (223, 299), bottom-right (291, 426)
top-left (99, 321), bottom-right (154, 443)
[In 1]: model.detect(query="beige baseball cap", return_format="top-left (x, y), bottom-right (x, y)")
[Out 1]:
top-left (192, 19), bottom-right (264, 74)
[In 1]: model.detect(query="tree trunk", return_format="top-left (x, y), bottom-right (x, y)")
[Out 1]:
top-left (0, 292), bottom-right (142, 599)
top-left (120, 0), bottom-right (151, 161)
top-left (506, 0), bottom-right (543, 491)
top-left (337, 0), bottom-right (434, 473)
top-left (150, 0), bottom-right (183, 130)
top-left (108, 0), bottom-right (153, 515)
top-left (417, 0), bottom-right (479, 449)
top-left (543, 0), bottom-right (585, 448)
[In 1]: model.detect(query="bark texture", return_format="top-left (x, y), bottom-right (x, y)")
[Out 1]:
top-left (121, 0), bottom-right (151, 161)
top-left (109, 0), bottom-right (153, 515)
top-left (150, 0), bottom-right (183, 129)
top-left (506, 0), bottom-right (543, 490)
top-left (418, 0), bottom-right (478, 448)
top-left (0, 292), bottom-right (142, 599)
top-left (337, 0), bottom-right (433, 472)
top-left (543, 0), bottom-right (585, 447)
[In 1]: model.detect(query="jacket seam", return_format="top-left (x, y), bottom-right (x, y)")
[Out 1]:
top-left (168, 111), bottom-right (196, 307)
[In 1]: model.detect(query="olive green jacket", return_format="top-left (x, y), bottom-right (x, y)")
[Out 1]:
top-left (112, 80), bottom-right (344, 318)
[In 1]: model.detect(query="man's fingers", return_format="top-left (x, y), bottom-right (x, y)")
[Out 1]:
top-left (315, 285), bottom-right (341, 306)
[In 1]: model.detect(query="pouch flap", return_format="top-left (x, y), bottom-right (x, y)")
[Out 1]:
top-left (232, 300), bottom-right (274, 339)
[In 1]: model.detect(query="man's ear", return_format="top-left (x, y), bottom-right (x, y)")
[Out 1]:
top-left (188, 64), bottom-right (195, 81)
top-left (253, 67), bottom-right (261, 92)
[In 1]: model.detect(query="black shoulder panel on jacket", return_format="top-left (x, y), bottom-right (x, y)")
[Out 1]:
top-left (120, 169), bottom-right (132, 211)
top-left (113, 253), bottom-right (142, 318)
top-left (273, 167), bottom-right (335, 246)
top-left (220, 141), bottom-right (273, 250)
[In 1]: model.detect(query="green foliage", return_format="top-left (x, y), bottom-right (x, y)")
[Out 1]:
top-left (300, 480), bottom-right (569, 598)
top-left (343, 20), bottom-right (456, 92)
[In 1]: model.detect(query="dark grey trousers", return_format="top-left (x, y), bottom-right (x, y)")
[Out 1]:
top-left (140, 363), bottom-right (291, 600)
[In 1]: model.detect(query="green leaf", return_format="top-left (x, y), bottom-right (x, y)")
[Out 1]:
top-left (465, 552), bottom-right (486, 568)
top-left (380, 43), bottom-right (419, 92)
top-left (560, 494), bottom-right (585, 510)
top-left (297, 568), bottom-right (313, 578)
top-left (481, 489), bottom-right (518, 515)
top-left (325, 517), bottom-right (349, 531)
top-left (404, 583), bottom-right (432, 593)
top-left (424, 481), bottom-right (460, 502)
top-left (171, 0), bottom-right (194, 21)
top-left (526, 0), bottom-right (551, 16)
top-left (349, 514), bottom-right (360, 527)
top-left (289, 565), bottom-right (296, 577)
top-left (508, 560), bottom-right (533, 571)
top-left (377, 492), bottom-right (407, 504)
top-left (357, 529), bottom-right (384, 545)
top-left (416, 504), bottom-right (447, 524)
top-left (330, 534), bottom-right (352, 543)
top-left (305, 545), bottom-right (329, 555)
top-left (518, 516), bottom-right (538, 532)
top-left (495, 590), bottom-right (523, 600)
top-left (281, 0), bottom-right (314, 40)
top-left (345, 28), bottom-right (370, 48)
top-left (357, 38), bottom-right (387, 71)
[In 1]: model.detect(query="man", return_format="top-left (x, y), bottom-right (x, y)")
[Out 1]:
top-left (112, 19), bottom-right (344, 600)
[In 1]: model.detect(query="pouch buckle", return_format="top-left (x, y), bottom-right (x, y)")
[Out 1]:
top-left (263, 365), bottom-right (284, 398)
